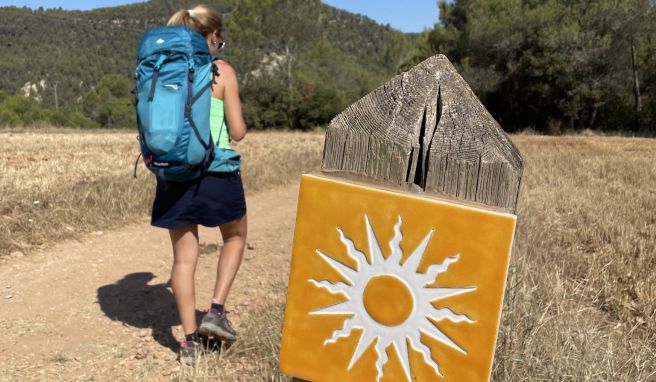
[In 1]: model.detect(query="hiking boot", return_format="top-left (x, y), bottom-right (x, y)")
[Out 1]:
top-left (179, 340), bottom-right (203, 366)
top-left (198, 309), bottom-right (237, 341)
top-left (198, 333), bottom-right (222, 352)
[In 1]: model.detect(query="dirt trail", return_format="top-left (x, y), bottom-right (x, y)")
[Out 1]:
top-left (0, 183), bottom-right (300, 381)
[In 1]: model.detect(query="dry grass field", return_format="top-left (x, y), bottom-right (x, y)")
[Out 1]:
top-left (0, 131), bottom-right (654, 381)
top-left (0, 130), bottom-right (324, 258)
top-left (494, 136), bottom-right (655, 381)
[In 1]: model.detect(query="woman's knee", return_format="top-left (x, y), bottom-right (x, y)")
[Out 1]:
top-left (169, 225), bottom-right (199, 264)
top-left (220, 215), bottom-right (247, 244)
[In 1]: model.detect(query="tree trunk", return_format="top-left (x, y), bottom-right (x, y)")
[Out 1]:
top-left (286, 43), bottom-right (295, 129)
top-left (54, 82), bottom-right (59, 110)
top-left (590, 105), bottom-right (598, 129)
top-left (630, 36), bottom-right (643, 129)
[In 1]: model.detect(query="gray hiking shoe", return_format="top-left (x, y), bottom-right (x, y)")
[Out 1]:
top-left (179, 340), bottom-right (203, 366)
top-left (199, 309), bottom-right (237, 341)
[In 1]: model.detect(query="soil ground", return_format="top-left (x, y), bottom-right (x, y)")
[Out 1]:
top-left (0, 183), bottom-right (300, 381)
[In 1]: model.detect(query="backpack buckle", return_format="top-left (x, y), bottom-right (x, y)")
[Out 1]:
top-left (184, 105), bottom-right (192, 118)
top-left (154, 54), bottom-right (167, 71)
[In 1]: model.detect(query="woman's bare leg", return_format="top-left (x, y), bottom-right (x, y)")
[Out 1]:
top-left (212, 215), bottom-right (247, 305)
top-left (169, 225), bottom-right (200, 335)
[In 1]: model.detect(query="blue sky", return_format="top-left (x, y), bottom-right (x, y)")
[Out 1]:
top-left (322, 1), bottom-right (438, 32)
top-left (0, 0), bottom-right (439, 33)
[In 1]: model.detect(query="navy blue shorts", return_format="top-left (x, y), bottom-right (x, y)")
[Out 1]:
top-left (151, 171), bottom-right (246, 229)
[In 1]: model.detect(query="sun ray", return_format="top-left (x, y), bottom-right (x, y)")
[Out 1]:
top-left (402, 228), bottom-right (434, 272)
top-left (347, 329), bottom-right (378, 370)
top-left (387, 216), bottom-right (404, 265)
top-left (408, 333), bottom-right (443, 377)
top-left (374, 338), bottom-right (390, 381)
top-left (428, 307), bottom-right (476, 324)
top-left (424, 286), bottom-right (476, 302)
top-left (308, 279), bottom-right (351, 297)
top-left (337, 227), bottom-right (369, 269)
top-left (419, 254), bottom-right (460, 285)
top-left (325, 316), bottom-right (358, 345)
top-left (316, 249), bottom-right (357, 283)
top-left (310, 300), bottom-right (355, 315)
top-left (364, 215), bottom-right (386, 265)
top-left (420, 319), bottom-right (466, 354)
top-left (394, 337), bottom-right (412, 382)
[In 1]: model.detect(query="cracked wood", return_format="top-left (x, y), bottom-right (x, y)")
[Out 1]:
top-left (321, 54), bottom-right (523, 213)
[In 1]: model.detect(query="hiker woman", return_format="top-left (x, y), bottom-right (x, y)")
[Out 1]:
top-left (152, 5), bottom-right (247, 364)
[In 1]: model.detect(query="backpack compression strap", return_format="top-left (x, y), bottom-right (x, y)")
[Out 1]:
top-left (147, 54), bottom-right (168, 102)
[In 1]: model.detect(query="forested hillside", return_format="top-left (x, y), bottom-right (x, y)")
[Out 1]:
top-left (0, 0), bottom-right (414, 129)
top-left (1, 0), bottom-right (654, 134)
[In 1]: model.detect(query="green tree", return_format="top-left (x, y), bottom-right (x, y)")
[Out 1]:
top-left (0, 93), bottom-right (96, 128)
top-left (79, 73), bottom-right (134, 128)
top-left (405, 0), bottom-right (656, 134)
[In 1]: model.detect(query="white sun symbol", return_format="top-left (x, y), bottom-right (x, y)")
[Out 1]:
top-left (309, 214), bottom-right (477, 381)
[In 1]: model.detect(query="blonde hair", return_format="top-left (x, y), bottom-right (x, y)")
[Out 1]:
top-left (167, 4), bottom-right (222, 37)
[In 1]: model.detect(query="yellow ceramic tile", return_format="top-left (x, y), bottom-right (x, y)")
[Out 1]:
top-left (280, 175), bottom-right (517, 382)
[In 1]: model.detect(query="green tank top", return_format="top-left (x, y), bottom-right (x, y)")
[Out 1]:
top-left (210, 97), bottom-right (230, 149)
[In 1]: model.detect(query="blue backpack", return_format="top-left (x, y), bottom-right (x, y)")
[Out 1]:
top-left (134, 26), bottom-right (221, 182)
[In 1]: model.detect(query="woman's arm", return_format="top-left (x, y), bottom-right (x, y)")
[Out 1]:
top-left (216, 61), bottom-right (247, 141)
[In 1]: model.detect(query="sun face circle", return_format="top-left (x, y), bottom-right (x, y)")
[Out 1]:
top-left (363, 275), bottom-right (414, 327)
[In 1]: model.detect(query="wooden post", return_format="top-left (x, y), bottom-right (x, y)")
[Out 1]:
top-left (280, 55), bottom-right (523, 382)
top-left (322, 54), bottom-right (522, 213)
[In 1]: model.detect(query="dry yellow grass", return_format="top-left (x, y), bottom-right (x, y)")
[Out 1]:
top-left (172, 303), bottom-right (290, 382)
top-left (494, 136), bottom-right (656, 381)
top-left (0, 130), bottom-right (324, 257)
top-left (1, 131), bottom-right (654, 380)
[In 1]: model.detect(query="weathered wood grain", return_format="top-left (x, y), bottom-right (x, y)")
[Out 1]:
top-left (321, 54), bottom-right (523, 212)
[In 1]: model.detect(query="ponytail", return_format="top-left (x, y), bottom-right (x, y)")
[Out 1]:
top-left (167, 4), bottom-right (222, 37)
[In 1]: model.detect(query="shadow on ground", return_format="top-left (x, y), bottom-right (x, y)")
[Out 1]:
top-left (97, 272), bottom-right (205, 352)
